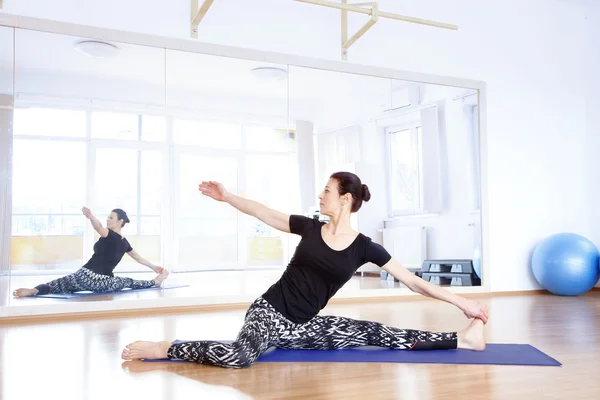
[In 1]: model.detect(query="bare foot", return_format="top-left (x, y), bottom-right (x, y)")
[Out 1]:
top-left (153, 269), bottom-right (169, 286)
top-left (13, 288), bottom-right (39, 298)
top-left (121, 340), bottom-right (171, 361)
top-left (457, 318), bottom-right (486, 351)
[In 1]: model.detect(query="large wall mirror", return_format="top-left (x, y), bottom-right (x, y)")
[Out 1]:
top-left (0, 21), bottom-right (485, 318)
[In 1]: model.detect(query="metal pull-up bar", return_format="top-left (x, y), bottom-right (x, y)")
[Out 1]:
top-left (189, 0), bottom-right (458, 60)
top-left (294, 0), bottom-right (458, 60)
top-left (295, 0), bottom-right (458, 30)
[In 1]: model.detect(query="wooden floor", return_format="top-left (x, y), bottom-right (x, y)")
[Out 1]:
top-left (1, 292), bottom-right (599, 400)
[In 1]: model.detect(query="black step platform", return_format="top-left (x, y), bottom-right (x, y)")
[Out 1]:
top-left (417, 259), bottom-right (481, 287)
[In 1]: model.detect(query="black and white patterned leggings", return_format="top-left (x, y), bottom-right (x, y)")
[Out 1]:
top-left (168, 297), bottom-right (458, 368)
top-left (34, 267), bottom-right (156, 295)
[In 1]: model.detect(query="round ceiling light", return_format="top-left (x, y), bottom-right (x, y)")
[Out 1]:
top-left (251, 67), bottom-right (288, 82)
top-left (74, 40), bottom-right (120, 59)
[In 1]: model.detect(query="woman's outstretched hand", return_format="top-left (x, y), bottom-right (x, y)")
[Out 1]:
top-left (82, 207), bottom-right (93, 219)
top-left (460, 299), bottom-right (489, 324)
top-left (199, 181), bottom-right (228, 202)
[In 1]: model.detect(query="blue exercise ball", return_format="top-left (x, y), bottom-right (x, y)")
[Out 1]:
top-left (531, 233), bottom-right (600, 296)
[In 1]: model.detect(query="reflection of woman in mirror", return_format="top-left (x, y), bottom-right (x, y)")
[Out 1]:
top-left (122, 172), bottom-right (488, 367)
top-left (12, 207), bottom-right (169, 297)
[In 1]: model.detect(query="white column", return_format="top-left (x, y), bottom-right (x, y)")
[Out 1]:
top-left (295, 120), bottom-right (316, 214)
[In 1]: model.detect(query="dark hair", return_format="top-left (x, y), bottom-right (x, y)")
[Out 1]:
top-left (329, 171), bottom-right (371, 212)
top-left (112, 208), bottom-right (130, 227)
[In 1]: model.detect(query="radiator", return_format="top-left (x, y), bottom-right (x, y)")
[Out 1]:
top-left (382, 226), bottom-right (427, 269)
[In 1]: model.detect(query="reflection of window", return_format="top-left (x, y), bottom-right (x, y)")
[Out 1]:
top-left (94, 148), bottom-right (162, 236)
top-left (92, 112), bottom-right (138, 140)
top-left (91, 112), bottom-right (166, 142)
top-left (176, 154), bottom-right (239, 269)
top-left (245, 126), bottom-right (293, 152)
top-left (11, 138), bottom-right (87, 269)
top-left (387, 125), bottom-right (423, 215)
top-left (173, 119), bottom-right (242, 148)
top-left (10, 105), bottom-right (300, 273)
top-left (12, 139), bottom-right (87, 234)
top-left (13, 108), bottom-right (86, 138)
top-left (470, 105), bottom-right (481, 211)
top-left (245, 154), bottom-right (297, 265)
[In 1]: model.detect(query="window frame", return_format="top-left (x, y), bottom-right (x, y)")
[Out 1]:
top-left (385, 120), bottom-right (424, 217)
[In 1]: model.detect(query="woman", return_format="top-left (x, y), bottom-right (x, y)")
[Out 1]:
top-left (13, 207), bottom-right (169, 297)
top-left (122, 172), bottom-right (488, 367)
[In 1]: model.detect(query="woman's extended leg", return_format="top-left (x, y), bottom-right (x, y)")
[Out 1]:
top-left (13, 268), bottom-right (169, 297)
top-left (89, 269), bottom-right (169, 292)
top-left (13, 269), bottom-right (88, 297)
top-left (275, 314), bottom-right (485, 351)
top-left (122, 298), bottom-right (278, 368)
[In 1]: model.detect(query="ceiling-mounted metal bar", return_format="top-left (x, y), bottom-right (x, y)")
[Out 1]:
top-left (341, 0), bottom-right (348, 59)
top-left (295, 0), bottom-right (458, 30)
top-left (191, 0), bottom-right (215, 38)
top-left (343, 4), bottom-right (378, 50)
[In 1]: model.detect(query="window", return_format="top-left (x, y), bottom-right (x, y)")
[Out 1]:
top-left (92, 111), bottom-right (138, 141)
top-left (175, 154), bottom-right (239, 270)
top-left (11, 139), bottom-right (87, 270)
top-left (173, 119), bottom-right (242, 149)
top-left (387, 124), bottom-right (424, 215)
top-left (10, 106), bottom-right (300, 273)
top-left (385, 105), bottom-right (441, 217)
top-left (93, 148), bottom-right (164, 272)
top-left (245, 126), bottom-right (293, 152)
top-left (13, 108), bottom-right (86, 138)
top-left (470, 105), bottom-right (481, 211)
top-left (245, 154), bottom-right (298, 265)
top-left (91, 112), bottom-right (166, 142)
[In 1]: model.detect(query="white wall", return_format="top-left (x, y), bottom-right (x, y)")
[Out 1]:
top-left (583, 0), bottom-right (600, 287)
top-left (1, 0), bottom-right (594, 292)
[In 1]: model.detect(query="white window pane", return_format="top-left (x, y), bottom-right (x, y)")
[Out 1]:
top-left (11, 215), bottom-right (85, 236)
top-left (140, 216), bottom-right (161, 235)
top-left (245, 126), bottom-right (293, 152)
top-left (13, 140), bottom-right (86, 214)
top-left (140, 151), bottom-right (163, 215)
top-left (13, 108), bottom-right (86, 138)
top-left (417, 127), bottom-right (424, 210)
top-left (173, 119), bottom-right (241, 149)
top-left (390, 129), bottom-right (416, 212)
top-left (178, 154), bottom-right (238, 219)
top-left (178, 218), bottom-right (238, 268)
top-left (177, 154), bottom-right (238, 269)
top-left (245, 155), bottom-right (297, 212)
top-left (245, 154), bottom-right (300, 266)
top-left (91, 111), bottom-right (138, 140)
top-left (141, 115), bottom-right (166, 142)
top-left (125, 216), bottom-right (161, 236)
top-left (95, 148), bottom-right (138, 214)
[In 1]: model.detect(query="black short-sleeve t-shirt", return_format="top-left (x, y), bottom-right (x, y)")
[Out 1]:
top-left (82, 229), bottom-right (133, 276)
top-left (262, 215), bottom-right (392, 323)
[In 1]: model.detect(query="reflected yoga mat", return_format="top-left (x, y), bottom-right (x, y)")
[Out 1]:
top-left (36, 284), bottom-right (189, 299)
top-left (143, 341), bottom-right (561, 366)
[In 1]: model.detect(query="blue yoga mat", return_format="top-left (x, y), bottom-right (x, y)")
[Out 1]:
top-left (142, 340), bottom-right (561, 366)
top-left (36, 284), bottom-right (189, 299)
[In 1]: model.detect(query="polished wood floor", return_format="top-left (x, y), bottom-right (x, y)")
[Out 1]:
top-left (1, 292), bottom-right (599, 400)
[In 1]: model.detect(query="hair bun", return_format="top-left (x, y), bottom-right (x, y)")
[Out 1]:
top-left (361, 184), bottom-right (371, 202)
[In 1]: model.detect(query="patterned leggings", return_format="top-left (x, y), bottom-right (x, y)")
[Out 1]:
top-left (34, 267), bottom-right (156, 295)
top-left (168, 297), bottom-right (458, 368)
